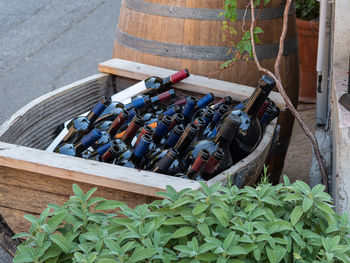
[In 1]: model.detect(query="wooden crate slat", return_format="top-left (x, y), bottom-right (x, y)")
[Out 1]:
top-left (98, 58), bottom-right (287, 110)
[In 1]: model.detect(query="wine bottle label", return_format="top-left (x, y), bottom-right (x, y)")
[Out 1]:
top-left (111, 81), bottom-right (147, 104)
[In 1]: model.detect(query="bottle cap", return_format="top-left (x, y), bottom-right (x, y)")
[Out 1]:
top-left (173, 113), bottom-right (185, 124)
top-left (81, 129), bottom-right (102, 148)
top-left (182, 96), bottom-right (197, 118)
top-left (170, 69), bottom-right (190, 84)
top-left (197, 93), bottom-right (215, 109)
top-left (133, 134), bottom-right (152, 157)
top-left (91, 96), bottom-right (111, 116)
top-left (259, 75), bottom-right (276, 92)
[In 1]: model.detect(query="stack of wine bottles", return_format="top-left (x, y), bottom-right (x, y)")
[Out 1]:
top-left (53, 71), bottom-right (280, 181)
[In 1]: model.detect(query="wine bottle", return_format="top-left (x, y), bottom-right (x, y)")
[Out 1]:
top-left (186, 114), bottom-right (241, 172)
top-left (145, 123), bottom-right (199, 171)
top-left (260, 102), bottom-right (280, 130)
top-left (62, 97), bottom-right (110, 144)
top-left (152, 115), bottom-right (172, 146)
top-left (81, 140), bottom-right (114, 161)
top-left (102, 144), bottom-right (122, 163)
top-left (108, 110), bottom-right (131, 137)
top-left (209, 96), bottom-right (233, 111)
top-left (196, 93), bottom-right (215, 109)
top-left (163, 125), bottom-right (184, 149)
top-left (182, 96), bottom-right (197, 122)
top-left (168, 113), bottom-right (184, 131)
top-left (152, 148), bottom-right (179, 174)
top-left (228, 75), bottom-right (276, 163)
top-left (117, 134), bottom-right (152, 169)
top-left (121, 115), bottom-right (144, 145)
top-left (210, 105), bottom-right (230, 130)
top-left (185, 149), bottom-right (210, 180)
top-left (134, 125), bottom-right (154, 147)
top-left (55, 129), bottom-right (102, 157)
top-left (199, 149), bottom-right (224, 180)
top-left (111, 69), bottom-right (190, 104)
top-left (257, 98), bottom-right (272, 120)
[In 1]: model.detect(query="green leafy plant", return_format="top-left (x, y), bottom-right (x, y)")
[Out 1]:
top-left (220, 0), bottom-right (269, 69)
top-left (13, 178), bottom-right (350, 263)
top-left (295, 0), bottom-right (320, 21)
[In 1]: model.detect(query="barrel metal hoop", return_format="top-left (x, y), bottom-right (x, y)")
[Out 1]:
top-left (115, 29), bottom-right (298, 61)
top-left (123, 0), bottom-right (295, 21)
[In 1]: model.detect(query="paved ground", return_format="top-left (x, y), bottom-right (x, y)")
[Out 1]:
top-left (0, 0), bottom-right (121, 124)
top-left (0, 0), bottom-right (121, 260)
top-left (282, 103), bottom-right (316, 183)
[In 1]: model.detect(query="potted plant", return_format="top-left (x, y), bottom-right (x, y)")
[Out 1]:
top-left (295, 0), bottom-right (320, 103)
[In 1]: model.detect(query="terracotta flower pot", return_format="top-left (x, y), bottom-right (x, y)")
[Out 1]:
top-left (296, 18), bottom-right (319, 103)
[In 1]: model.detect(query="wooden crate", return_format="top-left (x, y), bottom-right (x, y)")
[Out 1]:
top-left (0, 59), bottom-right (284, 233)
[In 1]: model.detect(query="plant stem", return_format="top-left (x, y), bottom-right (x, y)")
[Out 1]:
top-left (249, 0), bottom-right (328, 192)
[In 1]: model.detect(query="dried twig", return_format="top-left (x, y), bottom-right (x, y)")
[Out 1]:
top-left (249, 0), bottom-right (328, 191)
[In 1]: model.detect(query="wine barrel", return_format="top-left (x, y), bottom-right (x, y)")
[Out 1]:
top-left (113, 0), bottom-right (299, 183)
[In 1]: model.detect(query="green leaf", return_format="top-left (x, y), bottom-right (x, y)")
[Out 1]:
top-left (72, 184), bottom-right (84, 199)
top-left (163, 216), bottom-right (187, 225)
top-left (193, 202), bottom-right (209, 215)
top-left (294, 180), bottom-right (311, 194)
top-left (198, 223), bottom-right (210, 237)
top-left (49, 233), bottom-right (71, 253)
top-left (171, 196), bottom-right (193, 209)
top-left (129, 248), bottom-right (157, 262)
top-left (223, 232), bottom-right (235, 250)
top-left (39, 246), bottom-right (62, 262)
top-left (212, 207), bottom-right (229, 227)
top-left (84, 187), bottom-right (97, 201)
top-left (226, 246), bottom-right (248, 256)
top-left (94, 200), bottom-right (126, 210)
top-left (174, 245), bottom-right (192, 254)
top-left (13, 232), bottom-right (31, 239)
top-left (23, 214), bottom-right (38, 225)
top-left (302, 198), bottom-right (313, 212)
top-left (253, 26), bottom-right (264, 34)
top-left (87, 197), bottom-right (106, 207)
top-left (266, 246), bottom-right (276, 263)
top-left (315, 202), bottom-right (334, 214)
top-left (13, 253), bottom-right (34, 263)
top-left (46, 212), bottom-right (66, 233)
top-left (171, 226), bottom-right (195, 239)
top-left (290, 206), bottom-right (303, 226)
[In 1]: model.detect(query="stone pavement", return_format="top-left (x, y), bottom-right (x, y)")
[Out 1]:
top-left (0, 0), bottom-right (121, 124)
top-left (0, 0), bottom-right (121, 261)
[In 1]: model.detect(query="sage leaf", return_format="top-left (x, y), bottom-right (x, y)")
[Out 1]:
top-left (129, 248), bottom-right (157, 262)
top-left (212, 207), bottom-right (229, 227)
top-left (290, 206), bottom-right (303, 226)
top-left (193, 202), bottom-right (209, 215)
top-left (94, 200), bottom-right (126, 211)
top-left (302, 198), bottom-right (313, 212)
top-left (171, 226), bottom-right (195, 239)
top-left (49, 233), bottom-right (71, 253)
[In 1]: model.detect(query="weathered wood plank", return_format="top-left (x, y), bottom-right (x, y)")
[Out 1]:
top-left (0, 207), bottom-right (35, 234)
top-left (0, 166), bottom-right (157, 208)
top-left (98, 58), bottom-right (286, 110)
top-left (0, 142), bottom-right (202, 198)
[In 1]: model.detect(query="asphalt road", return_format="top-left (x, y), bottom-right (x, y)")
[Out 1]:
top-left (0, 0), bottom-right (121, 124)
top-left (0, 0), bottom-right (121, 260)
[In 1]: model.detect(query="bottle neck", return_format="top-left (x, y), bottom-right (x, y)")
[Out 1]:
top-left (214, 116), bottom-right (241, 146)
top-left (102, 145), bottom-right (121, 163)
top-left (130, 134), bottom-right (152, 167)
top-left (75, 129), bottom-right (102, 155)
top-left (174, 124), bottom-right (199, 157)
top-left (109, 110), bottom-right (129, 136)
top-left (135, 125), bottom-right (153, 147)
top-left (164, 126), bottom-right (184, 149)
top-left (186, 150), bottom-right (210, 180)
top-left (152, 148), bottom-right (179, 173)
top-left (122, 116), bottom-right (143, 145)
top-left (201, 150), bottom-right (224, 180)
top-left (244, 75), bottom-right (275, 117)
top-left (86, 97), bottom-right (110, 123)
